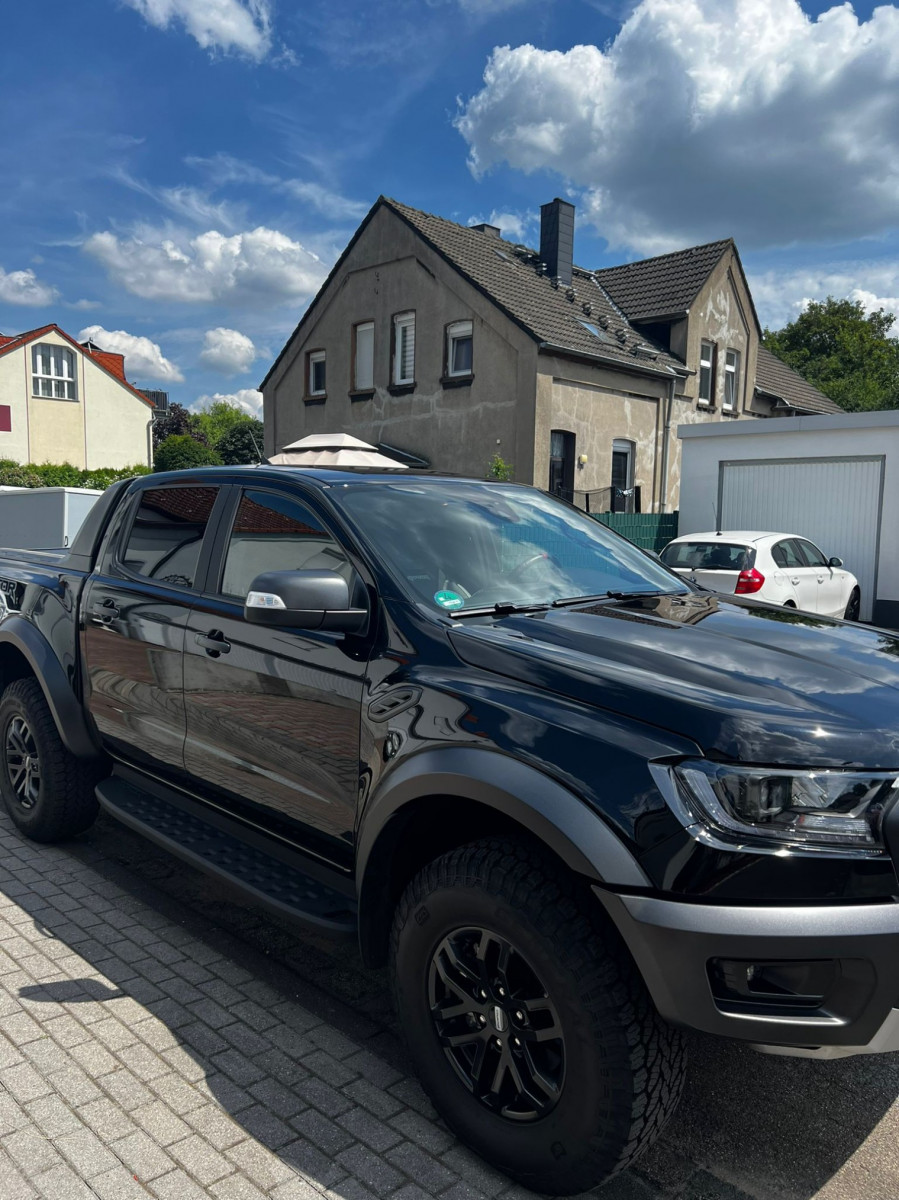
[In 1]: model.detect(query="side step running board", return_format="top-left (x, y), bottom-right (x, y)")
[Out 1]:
top-left (96, 776), bottom-right (357, 937)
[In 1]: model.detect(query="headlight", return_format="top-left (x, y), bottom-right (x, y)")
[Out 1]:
top-left (673, 761), bottom-right (899, 850)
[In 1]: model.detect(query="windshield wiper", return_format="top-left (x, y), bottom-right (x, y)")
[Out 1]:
top-left (552, 589), bottom-right (681, 608)
top-left (448, 601), bottom-right (551, 620)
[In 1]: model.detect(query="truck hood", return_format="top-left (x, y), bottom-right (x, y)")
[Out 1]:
top-left (447, 592), bottom-right (899, 768)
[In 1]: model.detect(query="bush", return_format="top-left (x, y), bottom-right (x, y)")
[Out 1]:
top-left (0, 462), bottom-right (151, 491)
top-left (487, 453), bottom-right (514, 481)
top-left (154, 435), bottom-right (222, 473)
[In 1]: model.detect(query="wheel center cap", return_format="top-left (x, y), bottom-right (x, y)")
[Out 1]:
top-left (490, 1005), bottom-right (508, 1033)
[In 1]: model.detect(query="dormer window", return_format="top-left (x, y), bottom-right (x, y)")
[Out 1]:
top-left (32, 344), bottom-right (77, 400)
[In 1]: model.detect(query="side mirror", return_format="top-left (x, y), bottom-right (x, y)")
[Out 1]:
top-left (244, 569), bottom-right (368, 633)
top-left (828, 556), bottom-right (843, 568)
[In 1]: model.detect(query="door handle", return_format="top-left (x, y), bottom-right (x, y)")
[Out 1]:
top-left (196, 630), bottom-right (231, 657)
top-left (91, 598), bottom-right (120, 625)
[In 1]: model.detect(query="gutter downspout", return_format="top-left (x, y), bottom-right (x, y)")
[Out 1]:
top-left (146, 414), bottom-right (155, 468)
top-left (659, 375), bottom-right (677, 513)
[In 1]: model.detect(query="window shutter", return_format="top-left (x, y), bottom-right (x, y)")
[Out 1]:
top-left (400, 317), bottom-right (414, 382)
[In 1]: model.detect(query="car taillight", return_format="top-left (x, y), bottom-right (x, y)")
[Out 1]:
top-left (735, 568), bottom-right (765, 595)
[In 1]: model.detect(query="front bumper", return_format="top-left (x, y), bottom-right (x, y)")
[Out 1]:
top-left (596, 888), bottom-right (899, 1057)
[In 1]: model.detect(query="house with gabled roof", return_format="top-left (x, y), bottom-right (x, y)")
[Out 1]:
top-left (0, 324), bottom-right (155, 469)
top-left (261, 197), bottom-right (839, 512)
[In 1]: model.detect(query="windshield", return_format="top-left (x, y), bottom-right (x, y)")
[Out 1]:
top-left (337, 480), bottom-right (688, 613)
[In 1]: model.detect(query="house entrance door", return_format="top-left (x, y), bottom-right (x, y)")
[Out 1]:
top-left (549, 430), bottom-right (575, 500)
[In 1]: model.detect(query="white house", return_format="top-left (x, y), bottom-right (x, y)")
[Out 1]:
top-left (0, 324), bottom-right (155, 469)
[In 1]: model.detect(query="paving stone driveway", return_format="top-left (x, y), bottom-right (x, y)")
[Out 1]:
top-left (0, 809), bottom-right (898, 1200)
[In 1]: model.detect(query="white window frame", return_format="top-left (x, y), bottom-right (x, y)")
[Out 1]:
top-left (393, 312), bottom-right (415, 386)
top-left (698, 340), bottom-right (715, 407)
top-left (32, 343), bottom-right (77, 401)
top-left (308, 350), bottom-right (326, 397)
top-left (353, 322), bottom-right (374, 392)
top-left (446, 320), bottom-right (473, 378)
top-left (723, 348), bottom-right (740, 412)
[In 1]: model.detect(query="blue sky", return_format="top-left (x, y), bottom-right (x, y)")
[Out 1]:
top-left (1, 0), bottom-right (896, 415)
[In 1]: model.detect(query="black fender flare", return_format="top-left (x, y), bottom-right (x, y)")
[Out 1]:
top-left (356, 746), bottom-right (649, 965)
top-left (0, 617), bottom-right (101, 760)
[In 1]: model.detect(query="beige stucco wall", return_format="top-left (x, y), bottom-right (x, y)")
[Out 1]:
top-left (264, 206), bottom-right (539, 482)
top-left (0, 347), bottom-right (33, 463)
top-left (534, 355), bottom-right (677, 508)
top-left (0, 331), bottom-right (152, 469)
top-left (682, 251), bottom-right (758, 417)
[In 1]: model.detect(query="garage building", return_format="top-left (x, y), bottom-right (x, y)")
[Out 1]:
top-left (677, 411), bottom-right (899, 625)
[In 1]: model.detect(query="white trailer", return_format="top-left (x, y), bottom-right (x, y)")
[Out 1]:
top-left (0, 487), bottom-right (103, 550)
top-left (677, 411), bottom-right (899, 625)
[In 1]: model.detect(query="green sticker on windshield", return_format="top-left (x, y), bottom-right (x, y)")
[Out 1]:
top-left (434, 590), bottom-right (464, 610)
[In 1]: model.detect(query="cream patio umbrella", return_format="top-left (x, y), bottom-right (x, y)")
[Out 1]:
top-left (267, 434), bottom-right (408, 469)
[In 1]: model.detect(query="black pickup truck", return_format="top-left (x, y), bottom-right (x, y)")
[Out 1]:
top-left (1, 466), bottom-right (899, 1193)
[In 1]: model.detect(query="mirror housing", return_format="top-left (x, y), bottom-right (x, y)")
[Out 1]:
top-left (244, 569), bottom-right (368, 633)
top-left (828, 556), bottom-right (843, 568)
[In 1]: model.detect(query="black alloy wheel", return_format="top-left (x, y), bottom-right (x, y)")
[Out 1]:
top-left (391, 838), bottom-right (687, 1194)
top-left (0, 678), bottom-right (100, 842)
top-left (5, 715), bottom-right (40, 810)
top-left (428, 926), bottom-right (564, 1121)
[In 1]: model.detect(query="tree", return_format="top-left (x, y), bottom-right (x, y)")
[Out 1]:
top-left (763, 298), bottom-right (899, 412)
top-left (151, 402), bottom-right (198, 450)
top-left (216, 419), bottom-right (264, 465)
top-left (154, 435), bottom-right (222, 472)
top-left (190, 399), bottom-right (255, 447)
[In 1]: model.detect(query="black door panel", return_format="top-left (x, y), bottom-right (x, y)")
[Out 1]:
top-left (182, 487), bottom-right (369, 866)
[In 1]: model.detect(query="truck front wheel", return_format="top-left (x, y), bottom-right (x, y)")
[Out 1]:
top-left (0, 678), bottom-right (99, 842)
top-left (390, 837), bottom-right (686, 1195)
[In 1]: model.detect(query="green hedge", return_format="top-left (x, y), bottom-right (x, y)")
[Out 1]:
top-left (0, 460), bottom-right (151, 491)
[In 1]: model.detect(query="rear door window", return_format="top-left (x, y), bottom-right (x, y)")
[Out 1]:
top-left (771, 539), bottom-right (806, 569)
top-left (118, 486), bottom-right (220, 589)
top-left (660, 542), bottom-right (754, 571)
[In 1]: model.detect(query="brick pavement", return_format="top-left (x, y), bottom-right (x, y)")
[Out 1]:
top-left (0, 808), bottom-right (898, 1200)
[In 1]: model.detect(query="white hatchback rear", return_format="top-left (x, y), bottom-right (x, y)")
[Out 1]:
top-left (660, 531), bottom-right (861, 620)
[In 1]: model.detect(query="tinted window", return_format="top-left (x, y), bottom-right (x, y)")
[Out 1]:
top-left (660, 542), bottom-right (753, 571)
top-left (796, 539), bottom-right (827, 567)
top-left (771, 539), bottom-right (806, 569)
top-left (221, 489), bottom-right (351, 600)
top-left (120, 487), bottom-right (219, 588)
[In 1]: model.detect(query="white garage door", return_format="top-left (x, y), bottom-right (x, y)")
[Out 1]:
top-left (719, 456), bottom-right (883, 621)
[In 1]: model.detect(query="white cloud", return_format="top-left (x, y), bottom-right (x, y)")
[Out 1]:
top-left (122, 0), bottom-right (272, 60)
top-left (281, 181), bottom-right (369, 222)
top-left (749, 260), bottom-right (899, 329)
top-left (0, 266), bottom-right (57, 307)
top-left (200, 326), bottom-right (257, 373)
top-left (191, 388), bottom-right (263, 416)
top-left (84, 225), bottom-right (326, 305)
top-left (457, 0), bottom-right (899, 253)
top-left (78, 324), bottom-right (185, 383)
top-left (468, 208), bottom-right (533, 242)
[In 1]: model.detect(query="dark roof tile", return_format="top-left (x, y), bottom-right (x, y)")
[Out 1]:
top-left (755, 346), bottom-right (842, 414)
top-left (594, 240), bottom-right (732, 320)
top-left (384, 199), bottom-right (685, 376)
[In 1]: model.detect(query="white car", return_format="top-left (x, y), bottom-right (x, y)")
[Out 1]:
top-left (659, 531), bottom-right (861, 620)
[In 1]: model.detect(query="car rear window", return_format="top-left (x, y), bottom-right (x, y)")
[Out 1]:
top-left (660, 542), bottom-right (755, 571)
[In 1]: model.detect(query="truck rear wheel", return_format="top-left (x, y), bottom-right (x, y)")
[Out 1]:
top-left (390, 838), bottom-right (686, 1195)
top-left (0, 678), bottom-right (99, 842)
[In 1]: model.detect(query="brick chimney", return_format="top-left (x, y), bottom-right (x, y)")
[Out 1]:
top-left (540, 198), bottom-right (575, 286)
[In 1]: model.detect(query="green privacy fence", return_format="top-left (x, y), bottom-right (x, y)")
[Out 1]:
top-left (591, 511), bottom-right (679, 553)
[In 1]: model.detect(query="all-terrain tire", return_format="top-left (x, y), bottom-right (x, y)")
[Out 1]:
top-left (390, 837), bottom-right (686, 1195)
top-left (0, 678), bottom-right (99, 842)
